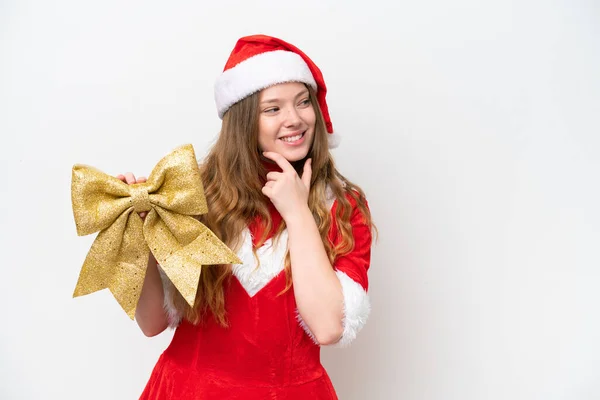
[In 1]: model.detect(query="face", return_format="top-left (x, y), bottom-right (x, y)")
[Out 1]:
top-left (257, 82), bottom-right (316, 162)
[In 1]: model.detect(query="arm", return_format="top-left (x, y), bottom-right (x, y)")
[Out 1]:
top-left (134, 254), bottom-right (169, 337)
top-left (261, 153), bottom-right (372, 346)
top-left (292, 195), bottom-right (372, 347)
top-left (261, 152), bottom-right (343, 345)
top-left (286, 207), bottom-right (344, 345)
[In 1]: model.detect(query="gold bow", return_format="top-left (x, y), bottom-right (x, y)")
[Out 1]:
top-left (71, 144), bottom-right (241, 318)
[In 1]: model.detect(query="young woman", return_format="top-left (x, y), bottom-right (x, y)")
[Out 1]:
top-left (119, 35), bottom-right (374, 399)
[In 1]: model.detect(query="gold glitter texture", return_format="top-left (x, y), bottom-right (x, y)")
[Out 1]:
top-left (71, 144), bottom-right (241, 318)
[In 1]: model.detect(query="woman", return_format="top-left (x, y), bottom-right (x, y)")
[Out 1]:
top-left (120, 34), bottom-right (374, 399)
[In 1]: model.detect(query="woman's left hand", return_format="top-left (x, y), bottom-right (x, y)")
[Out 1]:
top-left (261, 151), bottom-right (312, 221)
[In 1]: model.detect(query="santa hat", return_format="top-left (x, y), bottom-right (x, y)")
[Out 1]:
top-left (214, 34), bottom-right (340, 148)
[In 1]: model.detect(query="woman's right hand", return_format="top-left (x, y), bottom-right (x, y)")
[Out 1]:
top-left (116, 172), bottom-right (148, 219)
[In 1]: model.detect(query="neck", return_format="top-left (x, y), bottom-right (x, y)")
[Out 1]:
top-left (259, 155), bottom-right (307, 174)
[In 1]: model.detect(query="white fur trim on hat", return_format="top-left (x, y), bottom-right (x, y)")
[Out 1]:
top-left (327, 131), bottom-right (341, 149)
top-left (296, 269), bottom-right (370, 347)
top-left (215, 50), bottom-right (317, 118)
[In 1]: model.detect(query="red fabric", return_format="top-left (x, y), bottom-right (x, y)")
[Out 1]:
top-left (329, 194), bottom-right (372, 291)
top-left (139, 193), bottom-right (371, 399)
top-left (140, 276), bottom-right (337, 399)
top-left (222, 35), bottom-right (334, 134)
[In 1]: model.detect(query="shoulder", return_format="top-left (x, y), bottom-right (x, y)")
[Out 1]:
top-left (327, 184), bottom-right (372, 246)
top-left (326, 177), bottom-right (368, 208)
top-left (330, 186), bottom-right (369, 220)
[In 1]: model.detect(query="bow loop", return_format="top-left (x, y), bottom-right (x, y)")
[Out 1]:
top-left (72, 144), bottom-right (241, 319)
top-left (71, 166), bottom-right (132, 236)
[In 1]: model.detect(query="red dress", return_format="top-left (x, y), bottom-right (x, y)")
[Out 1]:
top-left (140, 193), bottom-right (372, 399)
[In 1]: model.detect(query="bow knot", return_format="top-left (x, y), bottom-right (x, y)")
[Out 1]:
top-left (71, 144), bottom-right (241, 318)
top-left (130, 184), bottom-right (152, 213)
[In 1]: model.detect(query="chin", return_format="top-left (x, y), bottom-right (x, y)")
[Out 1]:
top-left (280, 149), bottom-right (310, 163)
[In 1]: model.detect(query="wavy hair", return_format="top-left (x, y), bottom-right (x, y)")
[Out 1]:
top-left (168, 85), bottom-right (375, 327)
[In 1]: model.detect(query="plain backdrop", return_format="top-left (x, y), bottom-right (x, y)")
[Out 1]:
top-left (1, 1), bottom-right (599, 399)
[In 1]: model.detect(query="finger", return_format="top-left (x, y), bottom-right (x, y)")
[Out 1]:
top-left (264, 180), bottom-right (275, 188)
top-left (301, 158), bottom-right (312, 190)
top-left (261, 186), bottom-right (272, 198)
top-left (137, 177), bottom-right (148, 219)
top-left (116, 174), bottom-right (126, 182)
top-left (262, 152), bottom-right (295, 174)
top-left (266, 171), bottom-right (283, 182)
top-left (124, 172), bottom-right (136, 185)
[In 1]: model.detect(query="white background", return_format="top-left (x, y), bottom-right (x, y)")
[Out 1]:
top-left (1, 1), bottom-right (599, 399)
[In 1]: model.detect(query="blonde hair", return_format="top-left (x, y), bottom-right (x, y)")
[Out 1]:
top-left (168, 85), bottom-right (374, 327)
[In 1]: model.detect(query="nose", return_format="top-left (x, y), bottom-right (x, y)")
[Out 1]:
top-left (283, 106), bottom-right (301, 127)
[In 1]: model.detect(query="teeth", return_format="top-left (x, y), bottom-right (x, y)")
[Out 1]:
top-left (281, 133), bottom-right (303, 142)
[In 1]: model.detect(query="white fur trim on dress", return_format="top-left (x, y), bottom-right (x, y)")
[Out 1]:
top-left (335, 270), bottom-right (370, 347)
top-left (296, 309), bottom-right (320, 345)
top-left (232, 229), bottom-right (289, 297)
top-left (156, 191), bottom-right (339, 328)
top-left (215, 50), bottom-right (317, 118)
top-left (157, 265), bottom-right (183, 328)
top-left (297, 270), bottom-right (370, 347)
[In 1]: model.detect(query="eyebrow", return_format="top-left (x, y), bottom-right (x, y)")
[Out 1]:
top-left (260, 89), bottom-right (309, 105)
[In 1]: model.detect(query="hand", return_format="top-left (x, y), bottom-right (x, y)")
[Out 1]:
top-left (116, 172), bottom-right (148, 219)
top-left (261, 152), bottom-right (312, 221)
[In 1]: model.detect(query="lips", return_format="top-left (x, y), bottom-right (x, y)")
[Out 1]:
top-left (279, 131), bottom-right (306, 142)
top-left (278, 130), bottom-right (306, 146)
top-left (280, 132), bottom-right (304, 142)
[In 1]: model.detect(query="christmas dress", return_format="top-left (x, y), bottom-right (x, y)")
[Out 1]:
top-left (140, 189), bottom-right (372, 399)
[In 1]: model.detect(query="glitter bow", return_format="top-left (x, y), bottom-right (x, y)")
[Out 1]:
top-left (71, 144), bottom-right (241, 318)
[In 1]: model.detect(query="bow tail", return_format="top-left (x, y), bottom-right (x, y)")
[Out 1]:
top-left (108, 211), bottom-right (150, 319)
top-left (144, 209), bottom-right (202, 307)
top-left (157, 255), bottom-right (202, 308)
top-left (73, 209), bottom-right (149, 319)
top-left (73, 210), bottom-right (131, 298)
top-left (159, 224), bottom-right (242, 307)
top-left (182, 223), bottom-right (243, 266)
top-left (145, 209), bottom-right (241, 308)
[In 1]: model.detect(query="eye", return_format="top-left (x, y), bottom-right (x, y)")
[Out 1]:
top-left (263, 107), bottom-right (280, 114)
top-left (298, 98), bottom-right (311, 107)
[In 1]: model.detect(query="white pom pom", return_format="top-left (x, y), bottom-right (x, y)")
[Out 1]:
top-left (328, 131), bottom-right (341, 148)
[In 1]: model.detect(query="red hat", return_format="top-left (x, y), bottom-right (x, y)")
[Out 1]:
top-left (214, 34), bottom-right (340, 148)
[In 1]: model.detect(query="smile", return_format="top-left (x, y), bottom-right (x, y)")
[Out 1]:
top-left (280, 132), bottom-right (305, 144)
